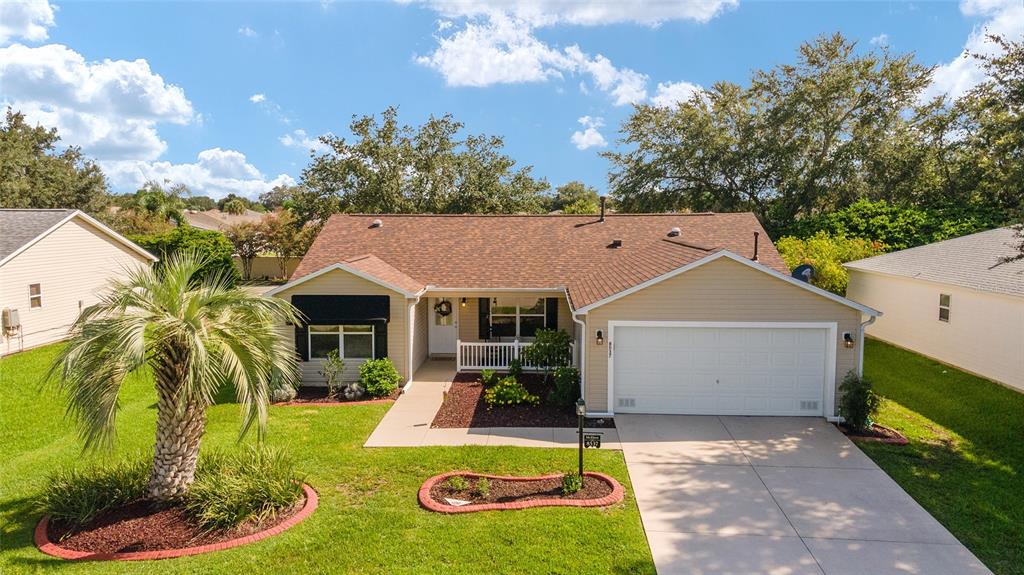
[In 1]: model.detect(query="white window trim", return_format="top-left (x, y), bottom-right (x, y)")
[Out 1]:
top-left (939, 294), bottom-right (951, 323)
top-left (28, 284), bottom-right (42, 309)
top-left (307, 324), bottom-right (375, 361)
top-left (490, 298), bottom-right (547, 339)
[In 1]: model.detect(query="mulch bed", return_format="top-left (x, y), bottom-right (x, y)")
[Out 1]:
top-left (419, 471), bottom-right (624, 513)
top-left (38, 486), bottom-right (315, 559)
top-left (274, 386), bottom-right (400, 405)
top-left (837, 422), bottom-right (909, 445)
top-left (431, 373), bottom-right (615, 429)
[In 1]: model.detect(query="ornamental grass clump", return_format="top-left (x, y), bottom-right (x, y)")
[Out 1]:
top-left (483, 376), bottom-right (539, 409)
top-left (38, 459), bottom-right (148, 526)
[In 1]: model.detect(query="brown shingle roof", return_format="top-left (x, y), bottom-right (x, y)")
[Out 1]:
top-left (342, 254), bottom-right (426, 294)
top-left (291, 213), bottom-right (789, 309)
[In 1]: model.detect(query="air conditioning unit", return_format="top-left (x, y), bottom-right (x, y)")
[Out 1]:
top-left (2, 308), bottom-right (21, 336)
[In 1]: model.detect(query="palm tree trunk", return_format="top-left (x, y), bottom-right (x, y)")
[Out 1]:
top-left (146, 349), bottom-right (207, 501)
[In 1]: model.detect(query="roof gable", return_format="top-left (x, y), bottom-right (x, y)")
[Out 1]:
top-left (0, 209), bottom-right (157, 267)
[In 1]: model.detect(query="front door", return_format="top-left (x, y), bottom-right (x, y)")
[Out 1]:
top-left (429, 297), bottom-right (457, 355)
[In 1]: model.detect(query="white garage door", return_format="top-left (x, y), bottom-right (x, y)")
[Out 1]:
top-left (611, 324), bottom-right (829, 416)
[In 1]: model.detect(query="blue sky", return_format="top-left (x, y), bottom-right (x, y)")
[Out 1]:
top-left (2, 0), bottom-right (1021, 199)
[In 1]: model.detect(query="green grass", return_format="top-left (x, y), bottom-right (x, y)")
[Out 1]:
top-left (0, 345), bottom-right (653, 574)
top-left (860, 338), bottom-right (1024, 575)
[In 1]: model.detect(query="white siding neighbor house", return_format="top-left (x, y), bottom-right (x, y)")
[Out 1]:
top-left (0, 209), bottom-right (158, 356)
top-left (846, 227), bottom-right (1024, 392)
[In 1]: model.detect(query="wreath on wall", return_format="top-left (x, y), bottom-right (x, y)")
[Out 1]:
top-left (434, 300), bottom-right (453, 317)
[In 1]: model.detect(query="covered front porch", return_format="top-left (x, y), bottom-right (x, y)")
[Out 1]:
top-left (415, 292), bottom-right (579, 374)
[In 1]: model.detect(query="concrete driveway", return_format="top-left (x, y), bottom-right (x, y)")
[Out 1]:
top-left (617, 415), bottom-right (991, 575)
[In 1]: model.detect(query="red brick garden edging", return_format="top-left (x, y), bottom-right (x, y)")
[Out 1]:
top-left (34, 483), bottom-right (318, 561)
top-left (418, 471), bottom-right (624, 513)
top-left (273, 398), bottom-right (394, 407)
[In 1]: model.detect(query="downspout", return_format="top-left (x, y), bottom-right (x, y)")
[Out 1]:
top-left (404, 296), bottom-right (420, 393)
top-left (857, 315), bottom-right (876, 378)
top-left (572, 311), bottom-right (587, 412)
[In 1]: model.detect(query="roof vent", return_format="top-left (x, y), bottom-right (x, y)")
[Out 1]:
top-left (668, 227), bottom-right (681, 237)
top-left (370, 218), bottom-right (383, 228)
top-left (609, 239), bottom-right (623, 248)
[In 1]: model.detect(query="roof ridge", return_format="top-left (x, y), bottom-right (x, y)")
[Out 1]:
top-left (337, 212), bottom-right (727, 218)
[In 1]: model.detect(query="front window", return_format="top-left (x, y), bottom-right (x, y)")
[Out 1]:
top-left (490, 297), bottom-right (546, 339)
top-left (308, 324), bottom-right (374, 360)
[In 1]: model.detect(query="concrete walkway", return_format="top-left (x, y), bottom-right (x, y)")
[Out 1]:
top-left (617, 414), bottom-right (991, 575)
top-left (364, 359), bottom-right (620, 449)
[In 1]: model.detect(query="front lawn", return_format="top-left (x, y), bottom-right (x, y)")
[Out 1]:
top-left (0, 344), bottom-right (654, 574)
top-left (861, 338), bottom-right (1024, 575)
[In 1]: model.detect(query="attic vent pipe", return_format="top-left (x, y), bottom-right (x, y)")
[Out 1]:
top-left (371, 218), bottom-right (383, 228)
top-left (752, 232), bottom-right (760, 262)
top-left (599, 197), bottom-right (606, 222)
top-left (668, 227), bottom-right (681, 237)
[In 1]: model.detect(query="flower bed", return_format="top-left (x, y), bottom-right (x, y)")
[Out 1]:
top-left (836, 422), bottom-right (909, 445)
top-left (35, 484), bottom-right (317, 561)
top-left (431, 373), bottom-right (615, 428)
top-left (419, 472), bottom-right (623, 513)
top-left (273, 386), bottom-right (399, 406)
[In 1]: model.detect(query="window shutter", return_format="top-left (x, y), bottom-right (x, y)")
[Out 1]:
top-left (478, 298), bottom-right (490, 340)
top-left (294, 323), bottom-right (309, 361)
top-left (373, 320), bottom-right (388, 360)
top-left (545, 298), bottom-right (558, 330)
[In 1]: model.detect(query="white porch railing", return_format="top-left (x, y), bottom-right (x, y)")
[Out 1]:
top-left (456, 339), bottom-right (576, 372)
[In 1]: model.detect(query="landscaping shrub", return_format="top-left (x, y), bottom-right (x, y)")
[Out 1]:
top-left (446, 476), bottom-right (469, 491)
top-left (480, 369), bottom-right (499, 386)
top-left (131, 226), bottom-right (239, 285)
top-left (549, 366), bottom-right (581, 409)
top-left (521, 329), bottom-right (572, 382)
top-left (185, 445), bottom-right (304, 531)
top-left (483, 376), bottom-right (540, 409)
top-left (318, 349), bottom-right (345, 398)
top-left (38, 459), bottom-right (148, 526)
top-left (561, 472), bottom-right (582, 495)
top-left (475, 477), bottom-right (490, 498)
top-left (838, 371), bottom-right (881, 432)
top-left (359, 358), bottom-right (401, 398)
top-left (343, 381), bottom-right (365, 400)
top-left (270, 381), bottom-right (298, 403)
top-left (507, 357), bottom-right (523, 379)
top-left (776, 232), bottom-right (882, 295)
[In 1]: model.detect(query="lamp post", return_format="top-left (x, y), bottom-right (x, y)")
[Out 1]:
top-left (575, 398), bottom-right (586, 478)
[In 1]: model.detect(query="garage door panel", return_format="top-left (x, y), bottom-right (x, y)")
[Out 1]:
top-left (613, 325), bottom-right (827, 416)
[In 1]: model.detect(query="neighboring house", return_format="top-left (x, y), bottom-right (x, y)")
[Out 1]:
top-left (269, 212), bottom-right (880, 419)
top-left (183, 208), bottom-right (264, 231)
top-left (0, 209), bottom-right (158, 356)
top-left (846, 227), bottom-right (1024, 392)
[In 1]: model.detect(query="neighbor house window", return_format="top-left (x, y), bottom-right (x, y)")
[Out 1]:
top-left (308, 325), bottom-right (374, 360)
top-left (490, 297), bottom-right (546, 338)
top-left (938, 294), bottom-right (951, 322)
top-left (28, 284), bottom-right (42, 308)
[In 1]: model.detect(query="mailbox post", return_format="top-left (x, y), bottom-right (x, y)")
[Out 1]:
top-left (575, 398), bottom-right (586, 477)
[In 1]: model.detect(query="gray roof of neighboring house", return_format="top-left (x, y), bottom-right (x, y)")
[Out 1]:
top-left (845, 227), bottom-right (1024, 298)
top-left (0, 209), bottom-right (75, 261)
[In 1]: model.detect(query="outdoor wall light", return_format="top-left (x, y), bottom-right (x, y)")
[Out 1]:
top-left (460, 297), bottom-right (466, 307)
top-left (843, 332), bottom-right (855, 349)
top-left (596, 329), bottom-right (604, 345)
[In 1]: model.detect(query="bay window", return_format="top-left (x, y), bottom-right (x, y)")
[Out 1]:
top-left (490, 297), bottom-right (547, 339)
top-left (308, 324), bottom-right (374, 360)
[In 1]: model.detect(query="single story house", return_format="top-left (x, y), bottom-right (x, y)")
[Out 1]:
top-left (268, 212), bottom-right (880, 418)
top-left (0, 209), bottom-right (158, 356)
top-left (846, 227), bottom-right (1024, 392)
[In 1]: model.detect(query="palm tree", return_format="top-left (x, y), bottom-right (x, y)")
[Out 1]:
top-left (49, 251), bottom-right (300, 500)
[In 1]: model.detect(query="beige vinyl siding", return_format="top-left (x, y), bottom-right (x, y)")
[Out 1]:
top-left (447, 292), bottom-right (572, 343)
top-left (0, 217), bottom-right (151, 355)
top-left (412, 297), bottom-right (429, 372)
top-left (848, 269), bottom-right (1024, 392)
top-left (273, 268), bottom-right (410, 383)
top-left (584, 257), bottom-right (861, 414)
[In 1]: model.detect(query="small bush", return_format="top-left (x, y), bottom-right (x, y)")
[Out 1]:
top-left (483, 376), bottom-right (540, 409)
top-left (480, 369), bottom-right (499, 386)
top-left (838, 371), bottom-right (881, 432)
top-left (343, 381), bottom-right (365, 400)
top-left (38, 459), bottom-right (148, 526)
top-left (475, 477), bottom-right (490, 498)
top-left (561, 472), bottom-right (582, 495)
top-left (270, 373), bottom-right (297, 403)
top-left (507, 357), bottom-right (523, 380)
top-left (359, 358), bottom-right (401, 398)
top-left (446, 476), bottom-right (469, 491)
top-left (521, 329), bottom-right (572, 382)
top-left (549, 366), bottom-right (581, 408)
top-left (318, 349), bottom-right (346, 398)
top-left (185, 446), bottom-right (304, 531)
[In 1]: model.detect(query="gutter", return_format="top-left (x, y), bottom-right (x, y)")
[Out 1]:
top-left (571, 311), bottom-right (587, 412)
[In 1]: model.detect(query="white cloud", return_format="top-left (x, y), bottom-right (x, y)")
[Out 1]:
top-left (248, 92), bottom-right (291, 123)
top-left (570, 115), bottom-right (607, 150)
top-left (415, 13), bottom-right (648, 105)
top-left (0, 43), bottom-right (195, 160)
top-left (237, 26), bottom-right (258, 38)
top-left (0, 0), bottom-right (56, 44)
top-left (102, 148), bottom-right (296, 200)
top-left (249, 93), bottom-right (266, 103)
top-left (410, 0), bottom-right (738, 26)
top-left (870, 33), bottom-right (889, 47)
top-left (279, 129), bottom-right (331, 154)
top-left (925, 0), bottom-right (1024, 101)
top-left (650, 80), bottom-right (702, 107)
